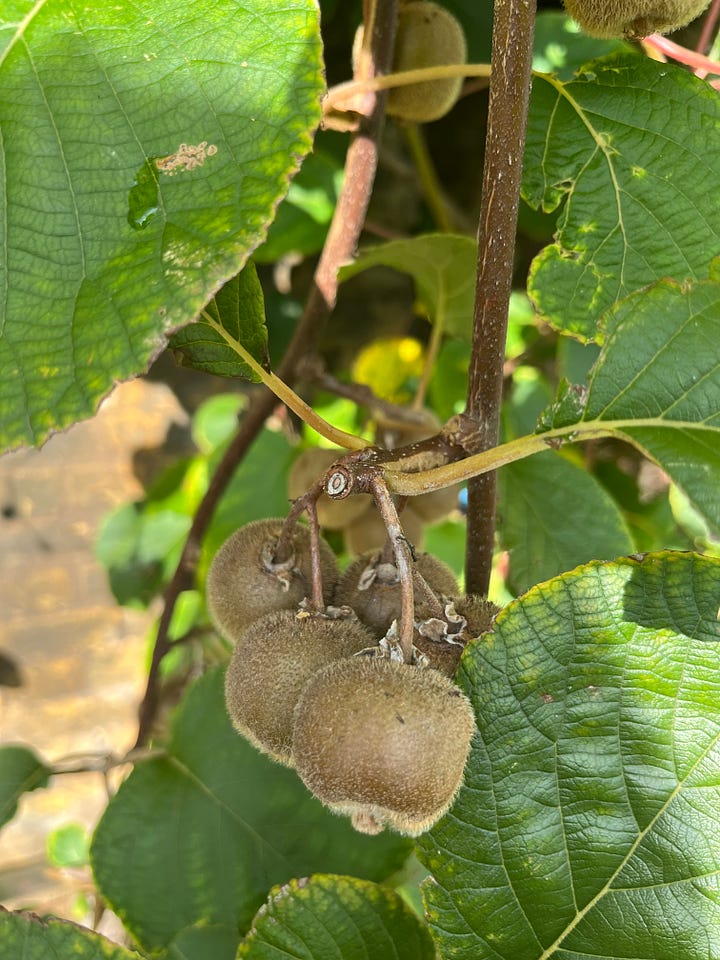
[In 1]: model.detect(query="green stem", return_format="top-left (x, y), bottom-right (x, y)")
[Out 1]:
top-left (382, 419), bottom-right (656, 495)
top-left (202, 312), bottom-right (367, 451)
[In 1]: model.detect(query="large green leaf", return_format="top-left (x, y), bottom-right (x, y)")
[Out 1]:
top-left (524, 53), bottom-right (720, 340)
top-left (91, 669), bottom-right (410, 953)
top-left (0, 744), bottom-right (51, 830)
top-left (338, 235), bottom-right (478, 339)
top-left (170, 263), bottom-right (269, 380)
top-left (0, 908), bottom-right (140, 960)
top-left (239, 875), bottom-right (436, 960)
top-left (0, 0), bottom-right (323, 452)
top-left (417, 551), bottom-right (720, 960)
top-left (498, 450), bottom-right (634, 595)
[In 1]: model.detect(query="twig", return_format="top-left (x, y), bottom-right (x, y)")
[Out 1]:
top-left (134, 0), bottom-right (399, 748)
top-left (370, 476), bottom-right (415, 663)
top-left (462, 0), bottom-right (536, 596)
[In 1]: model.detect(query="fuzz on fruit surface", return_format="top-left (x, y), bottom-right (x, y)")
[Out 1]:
top-left (224, 608), bottom-right (375, 765)
top-left (563, 0), bottom-right (711, 37)
top-left (207, 518), bottom-right (338, 641)
top-left (387, 0), bottom-right (467, 123)
top-left (293, 656), bottom-right (476, 835)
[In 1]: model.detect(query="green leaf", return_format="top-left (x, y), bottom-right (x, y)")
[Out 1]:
top-left (239, 875), bottom-right (436, 960)
top-left (170, 264), bottom-right (269, 381)
top-left (525, 54), bottom-right (720, 340)
top-left (498, 450), bottom-right (634, 595)
top-left (417, 551), bottom-right (720, 960)
top-left (91, 669), bottom-right (410, 953)
top-left (0, 907), bottom-right (139, 960)
top-left (532, 11), bottom-right (629, 79)
top-left (166, 925), bottom-right (239, 960)
top-left (255, 148), bottom-right (343, 263)
top-left (0, 745), bottom-right (51, 830)
top-left (583, 279), bottom-right (720, 534)
top-left (0, 0), bottom-right (323, 452)
top-left (339, 235), bottom-right (478, 340)
top-left (47, 822), bottom-right (90, 868)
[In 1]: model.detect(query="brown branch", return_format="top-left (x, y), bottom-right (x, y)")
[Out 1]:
top-left (462, 0), bottom-right (536, 596)
top-left (134, 0), bottom-right (399, 748)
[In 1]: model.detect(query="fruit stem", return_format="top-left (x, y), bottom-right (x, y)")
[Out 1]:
top-left (462, 0), bottom-right (537, 596)
top-left (305, 500), bottom-right (326, 612)
top-left (413, 569), bottom-right (446, 621)
top-left (370, 475), bottom-right (415, 663)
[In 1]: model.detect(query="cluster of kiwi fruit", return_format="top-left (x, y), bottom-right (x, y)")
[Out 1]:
top-left (207, 511), bottom-right (498, 836)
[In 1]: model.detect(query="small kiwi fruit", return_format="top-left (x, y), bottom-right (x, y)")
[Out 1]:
top-left (343, 502), bottom-right (425, 556)
top-left (293, 657), bottom-right (476, 835)
top-left (224, 608), bottom-right (375, 765)
top-left (563, 0), bottom-right (711, 37)
top-left (287, 448), bottom-right (372, 530)
top-left (387, 1), bottom-right (467, 123)
top-left (335, 550), bottom-right (458, 636)
top-left (207, 518), bottom-right (338, 641)
top-left (408, 484), bottom-right (459, 525)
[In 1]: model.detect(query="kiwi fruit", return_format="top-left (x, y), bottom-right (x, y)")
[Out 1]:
top-left (335, 550), bottom-right (458, 636)
top-left (387, 1), bottom-right (467, 123)
top-left (224, 608), bottom-right (375, 765)
top-left (343, 501), bottom-right (425, 555)
top-left (293, 657), bottom-right (476, 835)
top-left (563, 0), bottom-right (711, 37)
top-left (287, 448), bottom-right (372, 530)
top-left (408, 484), bottom-right (459, 525)
top-left (207, 518), bottom-right (338, 641)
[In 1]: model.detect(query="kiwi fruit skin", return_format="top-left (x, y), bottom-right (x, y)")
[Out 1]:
top-left (335, 550), bottom-right (458, 636)
top-left (344, 501), bottom-right (426, 555)
top-left (287, 448), bottom-right (372, 530)
top-left (207, 518), bottom-right (338, 642)
top-left (224, 609), bottom-right (375, 765)
top-left (563, 0), bottom-right (711, 37)
top-left (388, 1), bottom-right (467, 123)
top-left (293, 657), bottom-right (476, 835)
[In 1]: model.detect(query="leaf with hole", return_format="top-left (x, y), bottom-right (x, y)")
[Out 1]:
top-left (525, 54), bottom-right (720, 340)
top-left (0, 0), bottom-right (323, 451)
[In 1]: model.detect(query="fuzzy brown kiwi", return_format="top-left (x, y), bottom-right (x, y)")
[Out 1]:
top-left (407, 484), bottom-right (459, 525)
top-left (287, 448), bottom-right (372, 530)
top-left (414, 594), bottom-right (500, 676)
top-left (334, 550), bottom-right (458, 636)
top-left (224, 608), bottom-right (375, 765)
top-left (343, 502), bottom-right (425, 556)
top-left (563, 0), bottom-right (711, 37)
top-left (207, 518), bottom-right (338, 641)
top-left (292, 657), bottom-right (476, 835)
top-left (387, 1), bottom-right (467, 123)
